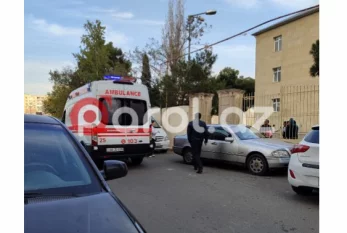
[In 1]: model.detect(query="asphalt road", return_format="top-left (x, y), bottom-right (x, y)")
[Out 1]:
top-left (108, 152), bottom-right (319, 233)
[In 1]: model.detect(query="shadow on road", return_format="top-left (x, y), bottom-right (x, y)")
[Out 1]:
top-left (286, 190), bottom-right (319, 205)
top-left (171, 157), bottom-right (288, 177)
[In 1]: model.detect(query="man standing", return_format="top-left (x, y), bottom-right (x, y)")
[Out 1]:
top-left (286, 118), bottom-right (299, 139)
top-left (187, 113), bottom-right (208, 174)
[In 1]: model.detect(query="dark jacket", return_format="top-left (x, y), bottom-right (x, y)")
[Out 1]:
top-left (285, 119), bottom-right (299, 139)
top-left (187, 120), bottom-right (209, 143)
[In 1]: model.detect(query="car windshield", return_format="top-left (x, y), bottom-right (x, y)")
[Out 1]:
top-left (151, 117), bottom-right (161, 128)
top-left (246, 126), bottom-right (266, 138)
top-left (24, 123), bottom-right (102, 195)
top-left (230, 125), bottom-right (260, 140)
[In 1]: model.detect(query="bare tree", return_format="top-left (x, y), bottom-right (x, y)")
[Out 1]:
top-left (162, 0), bottom-right (186, 72)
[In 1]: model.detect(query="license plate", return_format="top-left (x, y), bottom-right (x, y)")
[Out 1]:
top-left (156, 145), bottom-right (163, 148)
top-left (107, 148), bottom-right (124, 153)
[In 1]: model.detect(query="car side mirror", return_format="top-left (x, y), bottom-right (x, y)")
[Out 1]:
top-left (225, 137), bottom-right (234, 143)
top-left (101, 160), bottom-right (128, 181)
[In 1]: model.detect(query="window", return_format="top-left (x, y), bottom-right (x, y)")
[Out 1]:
top-left (304, 128), bottom-right (319, 144)
top-left (99, 98), bottom-right (148, 126)
top-left (274, 35), bottom-right (282, 52)
top-left (24, 123), bottom-right (101, 194)
top-left (208, 126), bottom-right (231, 141)
top-left (230, 125), bottom-right (259, 140)
top-left (273, 67), bottom-right (281, 82)
top-left (272, 98), bottom-right (280, 112)
top-left (151, 116), bottom-right (161, 128)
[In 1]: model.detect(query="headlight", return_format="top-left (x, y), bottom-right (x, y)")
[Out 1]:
top-left (164, 136), bottom-right (169, 141)
top-left (272, 150), bottom-right (290, 158)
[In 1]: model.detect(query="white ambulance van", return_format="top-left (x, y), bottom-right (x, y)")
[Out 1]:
top-left (62, 76), bottom-right (152, 166)
top-left (151, 116), bottom-right (170, 153)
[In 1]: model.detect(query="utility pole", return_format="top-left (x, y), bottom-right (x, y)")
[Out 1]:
top-left (188, 17), bottom-right (192, 62)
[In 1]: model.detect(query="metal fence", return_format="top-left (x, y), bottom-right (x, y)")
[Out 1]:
top-left (242, 85), bottom-right (319, 140)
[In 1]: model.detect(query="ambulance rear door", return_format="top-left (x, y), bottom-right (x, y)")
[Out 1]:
top-left (96, 81), bottom-right (150, 156)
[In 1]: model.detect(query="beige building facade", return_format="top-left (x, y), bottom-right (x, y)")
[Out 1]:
top-left (24, 94), bottom-right (47, 114)
top-left (252, 6), bottom-right (319, 134)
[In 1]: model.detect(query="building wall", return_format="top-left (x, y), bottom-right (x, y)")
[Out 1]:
top-left (254, 11), bottom-right (319, 134)
top-left (254, 11), bottom-right (319, 95)
top-left (24, 94), bottom-right (47, 114)
top-left (150, 106), bottom-right (190, 148)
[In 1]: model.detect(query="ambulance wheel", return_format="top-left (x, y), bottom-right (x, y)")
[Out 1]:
top-left (131, 157), bottom-right (144, 165)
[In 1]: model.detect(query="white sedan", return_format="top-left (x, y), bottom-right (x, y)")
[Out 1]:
top-left (288, 125), bottom-right (319, 195)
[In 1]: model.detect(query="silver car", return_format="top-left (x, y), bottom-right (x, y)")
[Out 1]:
top-left (173, 124), bottom-right (293, 176)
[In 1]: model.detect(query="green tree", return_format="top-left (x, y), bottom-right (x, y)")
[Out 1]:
top-left (309, 40), bottom-right (319, 77)
top-left (43, 68), bottom-right (76, 117)
top-left (44, 20), bottom-right (132, 117)
top-left (217, 67), bottom-right (239, 88)
top-left (149, 79), bottom-right (161, 108)
top-left (73, 20), bottom-right (110, 82)
top-left (105, 42), bottom-right (132, 75)
top-left (168, 49), bottom-right (217, 106)
top-left (141, 53), bottom-right (152, 89)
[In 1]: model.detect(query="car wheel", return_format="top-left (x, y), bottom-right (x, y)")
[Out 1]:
top-left (292, 186), bottom-right (313, 195)
top-left (247, 154), bottom-right (268, 176)
top-left (131, 157), bottom-right (143, 165)
top-left (183, 148), bottom-right (193, 164)
top-left (161, 149), bottom-right (168, 153)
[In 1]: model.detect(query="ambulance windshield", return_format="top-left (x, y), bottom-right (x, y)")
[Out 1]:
top-left (99, 98), bottom-right (148, 126)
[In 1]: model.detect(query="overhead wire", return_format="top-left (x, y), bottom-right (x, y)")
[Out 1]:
top-left (160, 4), bottom-right (319, 66)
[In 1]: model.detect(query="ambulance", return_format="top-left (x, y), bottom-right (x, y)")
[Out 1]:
top-left (62, 75), bottom-right (153, 166)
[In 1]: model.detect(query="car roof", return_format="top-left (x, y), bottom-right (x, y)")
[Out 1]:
top-left (312, 125), bottom-right (319, 130)
top-left (24, 114), bottom-right (60, 125)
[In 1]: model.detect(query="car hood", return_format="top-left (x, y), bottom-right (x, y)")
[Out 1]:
top-left (243, 138), bottom-right (294, 150)
top-left (25, 192), bottom-right (142, 233)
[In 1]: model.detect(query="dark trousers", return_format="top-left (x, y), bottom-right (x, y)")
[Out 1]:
top-left (191, 140), bottom-right (203, 170)
top-left (149, 139), bottom-right (155, 156)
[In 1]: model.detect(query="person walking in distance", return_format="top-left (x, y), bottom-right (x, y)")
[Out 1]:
top-left (149, 120), bottom-right (157, 158)
top-left (187, 113), bottom-right (208, 174)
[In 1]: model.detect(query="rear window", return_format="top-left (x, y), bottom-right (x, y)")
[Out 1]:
top-left (99, 98), bottom-right (148, 126)
top-left (304, 129), bottom-right (319, 144)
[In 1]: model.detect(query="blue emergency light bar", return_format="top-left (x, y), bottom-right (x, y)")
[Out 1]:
top-left (103, 75), bottom-right (137, 83)
top-left (104, 75), bottom-right (122, 80)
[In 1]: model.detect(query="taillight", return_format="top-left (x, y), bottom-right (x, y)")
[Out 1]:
top-left (91, 124), bottom-right (98, 146)
top-left (290, 144), bottom-right (310, 154)
top-left (289, 169), bottom-right (296, 179)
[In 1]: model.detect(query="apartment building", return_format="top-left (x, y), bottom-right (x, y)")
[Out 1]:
top-left (252, 6), bottom-right (319, 134)
top-left (24, 94), bottom-right (47, 114)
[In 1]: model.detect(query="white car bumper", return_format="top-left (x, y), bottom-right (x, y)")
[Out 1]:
top-left (154, 140), bottom-right (170, 151)
top-left (288, 154), bottom-right (319, 189)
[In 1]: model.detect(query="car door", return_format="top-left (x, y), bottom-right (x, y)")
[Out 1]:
top-left (201, 126), bottom-right (221, 159)
top-left (212, 127), bottom-right (237, 162)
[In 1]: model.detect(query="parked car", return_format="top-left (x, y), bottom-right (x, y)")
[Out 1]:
top-left (24, 114), bottom-right (146, 233)
top-left (173, 124), bottom-right (293, 176)
top-left (288, 125), bottom-right (319, 195)
top-left (151, 116), bottom-right (170, 153)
